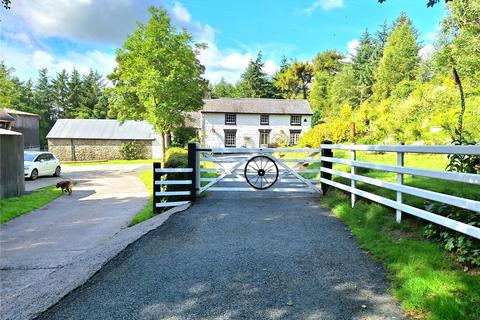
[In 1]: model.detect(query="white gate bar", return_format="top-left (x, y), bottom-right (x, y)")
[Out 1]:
top-left (321, 144), bottom-right (480, 155)
top-left (155, 168), bottom-right (193, 173)
top-left (270, 159), bottom-right (322, 163)
top-left (278, 151), bottom-right (319, 180)
top-left (321, 167), bottom-right (480, 212)
top-left (275, 157), bottom-right (321, 193)
top-left (295, 169), bottom-right (320, 174)
top-left (200, 158), bottom-right (249, 163)
top-left (200, 177), bottom-right (320, 183)
top-left (321, 156), bottom-right (480, 185)
top-left (156, 201), bottom-right (190, 208)
top-left (155, 180), bottom-right (192, 185)
top-left (209, 187), bottom-right (317, 192)
top-left (201, 147), bottom-right (321, 153)
top-left (155, 191), bottom-right (191, 196)
top-left (319, 178), bottom-right (480, 239)
top-left (200, 168), bottom-right (222, 172)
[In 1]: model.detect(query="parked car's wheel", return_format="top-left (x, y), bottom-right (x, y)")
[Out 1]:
top-left (30, 169), bottom-right (38, 180)
top-left (54, 166), bottom-right (61, 177)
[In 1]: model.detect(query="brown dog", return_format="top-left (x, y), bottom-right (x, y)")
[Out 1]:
top-left (56, 181), bottom-right (73, 195)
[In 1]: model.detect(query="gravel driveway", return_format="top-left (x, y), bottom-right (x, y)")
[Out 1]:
top-left (37, 189), bottom-right (404, 319)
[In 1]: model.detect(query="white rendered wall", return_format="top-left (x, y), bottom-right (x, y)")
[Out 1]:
top-left (202, 113), bottom-right (311, 148)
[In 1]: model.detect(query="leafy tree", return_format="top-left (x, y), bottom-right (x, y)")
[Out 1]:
top-left (109, 6), bottom-right (206, 155)
top-left (308, 50), bottom-right (345, 117)
top-left (274, 61), bottom-right (313, 99)
top-left (0, 62), bottom-right (16, 108)
top-left (212, 77), bottom-right (240, 98)
top-left (11, 78), bottom-right (35, 114)
top-left (373, 17), bottom-right (420, 100)
top-left (378, 0), bottom-right (453, 7)
top-left (238, 52), bottom-right (276, 98)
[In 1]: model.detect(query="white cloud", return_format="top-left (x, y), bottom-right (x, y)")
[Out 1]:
top-left (419, 44), bottom-right (435, 61)
top-left (3, 0), bottom-right (278, 84)
top-left (10, 0), bottom-right (153, 44)
top-left (302, 0), bottom-right (344, 16)
top-left (347, 39), bottom-right (360, 57)
top-left (172, 1), bottom-right (191, 24)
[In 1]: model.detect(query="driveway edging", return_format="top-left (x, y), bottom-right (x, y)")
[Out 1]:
top-left (2, 203), bottom-right (191, 320)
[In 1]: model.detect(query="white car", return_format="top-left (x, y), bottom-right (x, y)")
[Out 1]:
top-left (24, 151), bottom-right (61, 180)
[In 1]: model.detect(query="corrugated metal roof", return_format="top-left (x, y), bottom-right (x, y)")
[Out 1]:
top-left (202, 98), bottom-right (312, 115)
top-left (2, 108), bottom-right (40, 117)
top-left (47, 119), bottom-right (155, 140)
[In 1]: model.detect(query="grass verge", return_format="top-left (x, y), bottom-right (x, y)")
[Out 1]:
top-left (64, 159), bottom-right (155, 166)
top-left (128, 170), bottom-right (154, 226)
top-left (324, 190), bottom-right (480, 320)
top-left (0, 185), bottom-right (62, 224)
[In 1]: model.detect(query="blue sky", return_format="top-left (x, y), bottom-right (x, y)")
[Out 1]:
top-left (0, 0), bottom-right (445, 84)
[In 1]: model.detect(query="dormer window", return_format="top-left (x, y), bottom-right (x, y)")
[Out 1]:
top-left (225, 113), bottom-right (236, 125)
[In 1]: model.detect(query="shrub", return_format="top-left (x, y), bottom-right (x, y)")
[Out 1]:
top-left (271, 130), bottom-right (289, 147)
top-left (160, 147), bottom-right (189, 206)
top-left (172, 127), bottom-right (197, 147)
top-left (120, 140), bottom-right (146, 160)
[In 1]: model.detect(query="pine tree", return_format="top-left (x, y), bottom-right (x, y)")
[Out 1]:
top-left (352, 30), bottom-right (378, 102)
top-left (238, 52), bottom-right (276, 98)
top-left (67, 68), bottom-right (82, 118)
top-left (34, 68), bottom-right (54, 145)
top-left (52, 69), bottom-right (69, 120)
top-left (212, 77), bottom-right (239, 98)
top-left (373, 15), bottom-right (420, 100)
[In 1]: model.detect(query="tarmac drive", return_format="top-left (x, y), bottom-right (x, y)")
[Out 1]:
top-left (37, 188), bottom-right (404, 320)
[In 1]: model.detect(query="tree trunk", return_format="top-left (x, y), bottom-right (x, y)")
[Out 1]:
top-left (452, 66), bottom-right (465, 141)
top-left (164, 131), bottom-right (171, 150)
top-left (160, 132), bottom-right (166, 164)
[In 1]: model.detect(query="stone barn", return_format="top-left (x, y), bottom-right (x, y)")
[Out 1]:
top-left (47, 119), bottom-right (163, 161)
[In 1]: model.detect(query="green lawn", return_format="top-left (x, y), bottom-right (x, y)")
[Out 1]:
top-left (128, 170), bottom-right (155, 226)
top-left (0, 185), bottom-right (62, 224)
top-left (64, 159), bottom-right (156, 166)
top-left (318, 151), bottom-right (480, 320)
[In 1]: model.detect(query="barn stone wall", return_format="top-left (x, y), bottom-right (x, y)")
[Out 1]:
top-left (48, 139), bottom-right (152, 161)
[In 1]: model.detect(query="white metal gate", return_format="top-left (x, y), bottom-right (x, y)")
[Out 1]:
top-left (193, 144), bottom-right (326, 194)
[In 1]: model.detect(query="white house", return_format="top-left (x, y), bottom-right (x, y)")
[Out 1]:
top-left (192, 98), bottom-right (312, 148)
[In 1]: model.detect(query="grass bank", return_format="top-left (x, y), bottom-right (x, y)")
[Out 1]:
top-left (316, 151), bottom-right (480, 319)
top-left (0, 185), bottom-right (62, 224)
top-left (128, 170), bottom-right (155, 226)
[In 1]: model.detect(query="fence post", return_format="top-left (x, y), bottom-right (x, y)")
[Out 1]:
top-left (195, 142), bottom-right (200, 196)
top-left (153, 162), bottom-right (160, 214)
top-left (320, 140), bottom-right (333, 195)
top-left (351, 146), bottom-right (356, 208)
top-left (188, 142), bottom-right (197, 202)
top-left (396, 145), bottom-right (405, 223)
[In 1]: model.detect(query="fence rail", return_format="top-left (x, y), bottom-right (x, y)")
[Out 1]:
top-left (319, 144), bottom-right (480, 240)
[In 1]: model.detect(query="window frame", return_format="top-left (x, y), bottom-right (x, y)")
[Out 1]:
top-left (258, 129), bottom-right (271, 146)
top-left (225, 113), bottom-right (237, 125)
top-left (290, 115), bottom-right (301, 126)
top-left (224, 129), bottom-right (237, 148)
top-left (260, 114), bottom-right (269, 125)
top-left (289, 130), bottom-right (301, 146)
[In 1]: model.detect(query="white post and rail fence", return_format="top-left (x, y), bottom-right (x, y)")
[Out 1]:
top-left (153, 142), bottom-right (480, 240)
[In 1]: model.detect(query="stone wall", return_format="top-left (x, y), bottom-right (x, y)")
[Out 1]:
top-left (48, 139), bottom-right (152, 161)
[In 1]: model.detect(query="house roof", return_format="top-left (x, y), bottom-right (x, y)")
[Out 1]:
top-left (201, 98), bottom-right (312, 115)
top-left (1, 108), bottom-right (40, 117)
top-left (47, 119), bottom-right (155, 140)
top-left (0, 109), bottom-right (16, 122)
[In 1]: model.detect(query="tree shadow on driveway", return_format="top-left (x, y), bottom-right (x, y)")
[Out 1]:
top-left (37, 192), bottom-right (404, 320)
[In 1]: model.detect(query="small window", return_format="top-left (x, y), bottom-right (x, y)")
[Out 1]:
top-left (224, 130), bottom-right (236, 147)
top-left (290, 115), bottom-right (301, 126)
top-left (225, 113), bottom-right (236, 125)
top-left (260, 114), bottom-right (269, 125)
top-left (289, 130), bottom-right (301, 146)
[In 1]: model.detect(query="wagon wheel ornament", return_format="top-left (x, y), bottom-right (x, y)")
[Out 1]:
top-left (244, 155), bottom-right (279, 190)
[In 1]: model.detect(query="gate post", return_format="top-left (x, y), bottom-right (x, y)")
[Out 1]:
top-left (153, 162), bottom-right (160, 213)
top-left (320, 140), bottom-right (333, 195)
top-left (188, 142), bottom-right (198, 202)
